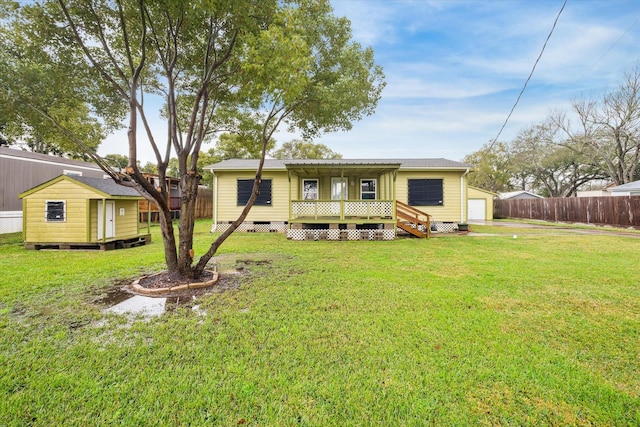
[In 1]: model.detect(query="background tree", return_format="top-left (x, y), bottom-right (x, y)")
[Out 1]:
top-left (214, 132), bottom-right (274, 160)
top-left (271, 139), bottom-right (342, 159)
top-left (462, 142), bottom-right (511, 193)
top-left (104, 154), bottom-right (130, 170)
top-left (2, 0), bottom-right (384, 280)
top-left (553, 67), bottom-right (640, 185)
top-left (510, 122), bottom-right (606, 197)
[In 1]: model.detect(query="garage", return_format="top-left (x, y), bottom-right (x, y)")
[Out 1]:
top-left (468, 199), bottom-right (486, 221)
top-left (466, 186), bottom-right (496, 222)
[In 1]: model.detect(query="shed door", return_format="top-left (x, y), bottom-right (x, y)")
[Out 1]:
top-left (468, 199), bottom-right (486, 221)
top-left (98, 201), bottom-right (115, 239)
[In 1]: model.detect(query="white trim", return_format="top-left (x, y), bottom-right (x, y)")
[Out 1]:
top-left (302, 179), bottom-right (319, 200)
top-left (360, 178), bottom-right (377, 200)
top-left (63, 169), bottom-right (82, 176)
top-left (330, 177), bottom-right (348, 200)
top-left (0, 153), bottom-right (103, 172)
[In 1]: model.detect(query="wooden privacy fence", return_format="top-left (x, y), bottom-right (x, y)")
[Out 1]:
top-left (194, 188), bottom-right (213, 219)
top-left (139, 188), bottom-right (213, 221)
top-left (494, 196), bottom-right (640, 227)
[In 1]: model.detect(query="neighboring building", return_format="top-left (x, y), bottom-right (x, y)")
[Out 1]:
top-left (0, 147), bottom-right (105, 234)
top-left (576, 190), bottom-right (611, 197)
top-left (139, 173), bottom-right (183, 221)
top-left (19, 175), bottom-right (150, 250)
top-left (204, 158), bottom-right (472, 240)
top-left (467, 186), bottom-right (497, 222)
top-left (609, 180), bottom-right (640, 196)
top-left (497, 190), bottom-right (544, 200)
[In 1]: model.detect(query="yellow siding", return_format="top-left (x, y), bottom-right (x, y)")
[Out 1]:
top-left (396, 171), bottom-right (466, 222)
top-left (23, 180), bottom-right (96, 243)
top-left (89, 200), bottom-right (141, 241)
top-left (213, 168), bottom-right (468, 223)
top-left (215, 171), bottom-right (291, 222)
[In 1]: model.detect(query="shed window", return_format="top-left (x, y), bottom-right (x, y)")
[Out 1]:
top-left (408, 179), bottom-right (443, 206)
top-left (45, 200), bottom-right (66, 222)
top-left (237, 179), bottom-right (272, 206)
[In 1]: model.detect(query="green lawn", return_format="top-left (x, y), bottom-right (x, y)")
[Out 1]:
top-left (1, 222), bottom-right (639, 426)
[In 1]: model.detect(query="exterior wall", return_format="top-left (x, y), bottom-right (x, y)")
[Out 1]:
top-left (214, 169), bottom-right (468, 224)
top-left (22, 180), bottom-right (97, 243)
top-left (467, 186), bottom-right (496, 220)
top-left (214, 170), bottom-right (292, 222)
top-left (89, 199), bottom-right (141, 241)
top-left (396, 170), bottom-right (465, 222)
top-left (292, 171), bottom-right (396, 200)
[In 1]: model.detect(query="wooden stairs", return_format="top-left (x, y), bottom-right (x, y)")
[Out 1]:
top-left (396, 201), bottom-right (431, 238)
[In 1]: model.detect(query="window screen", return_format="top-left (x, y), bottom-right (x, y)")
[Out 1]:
top-left (407, 179), bottom-right (443, 206)
top-left (46, 201), bottom-right (66, 221)
top-left (237, 179), bottom-right (272, 206)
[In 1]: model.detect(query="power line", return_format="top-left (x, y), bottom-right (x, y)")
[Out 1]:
top-left (489, 0), bottom-right (567, 149)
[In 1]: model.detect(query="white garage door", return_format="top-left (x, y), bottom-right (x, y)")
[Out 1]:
top-left (468, 199), bottom-right (486, 221)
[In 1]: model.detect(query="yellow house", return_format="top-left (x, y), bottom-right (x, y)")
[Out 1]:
top-left (19, 175), bottom-right (150, 250)
top-left (205, 158), bottom-right (472, 240)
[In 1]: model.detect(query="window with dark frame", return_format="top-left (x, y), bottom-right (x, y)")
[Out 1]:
top-left (237, 179), bottom-right (272, 206)
top-left (45, 201), bottom-right (66, 222)
top-left (302, 179), bottom-right (319, 200)
top-left (407, 179), bottom-right (443, 206)
top-left (360, 179), bottom-right (376, 200)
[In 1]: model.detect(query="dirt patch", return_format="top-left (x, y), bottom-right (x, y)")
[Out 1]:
top-left (137, 270), bottom-right (217, 290)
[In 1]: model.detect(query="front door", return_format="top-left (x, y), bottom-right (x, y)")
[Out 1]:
top-left (331, 177), bottom-right (347, 215)
top-left (98, 201), bottom-right (115, 239)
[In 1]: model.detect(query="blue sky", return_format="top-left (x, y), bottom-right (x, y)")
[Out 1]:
top-left (315, 0), bottom-right (640, 161)
top-left (100, 0), bottom-right (640, 163)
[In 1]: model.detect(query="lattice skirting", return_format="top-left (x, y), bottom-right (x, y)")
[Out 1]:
top-left (286, 228), bottom-right (395, 241)
top-left (396, 221), bottom-right (458, 234)
top-left (214, 221), bottom-right (287, 233)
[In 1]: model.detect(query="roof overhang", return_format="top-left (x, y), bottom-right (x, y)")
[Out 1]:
top-left (284, 161), bottom-right (401, 177)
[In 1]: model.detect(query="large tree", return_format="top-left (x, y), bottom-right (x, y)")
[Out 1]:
top-left (462, 142), bottom-right (511, 193)
top-left (1, 0), bottom-right (384, 279)
top-left (0, 0), bottom-right (105, 157)
top-left (510, 122), bottom-right (606, 197)
top-left (553, 67), bottom-right (640, 185)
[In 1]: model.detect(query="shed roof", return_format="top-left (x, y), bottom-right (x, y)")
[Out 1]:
top-left (19, 175), bottom-right (143, 199)
top-left (205, 158), bottom-right (471, 171)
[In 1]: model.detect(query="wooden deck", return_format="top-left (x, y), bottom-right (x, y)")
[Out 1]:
top-left (24, 235), bottom-right (151, 251)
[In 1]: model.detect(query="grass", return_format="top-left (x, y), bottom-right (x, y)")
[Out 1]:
top-left (1, 221), bottom-right (639, 426)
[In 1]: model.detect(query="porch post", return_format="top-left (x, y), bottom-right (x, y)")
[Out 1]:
top-left (288, 170), bottom-right (292, 226)
top-left (101, 198), bottom-right (107, 242)
top-left (340, 169), bottom-right (345, 220)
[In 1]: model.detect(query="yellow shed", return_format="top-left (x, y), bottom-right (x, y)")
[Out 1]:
top-left (19, 175), bottom-right (150, 250)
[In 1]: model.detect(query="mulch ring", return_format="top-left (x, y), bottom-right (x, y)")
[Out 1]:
top-left (131, 270), bottom-right (220, 296)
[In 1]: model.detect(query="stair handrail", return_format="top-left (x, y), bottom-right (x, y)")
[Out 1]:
top-left (396, 201), bottom-right (431, 238)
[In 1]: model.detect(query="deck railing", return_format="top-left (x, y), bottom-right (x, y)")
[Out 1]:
top-left (291, 200), bottom-right (394, 220)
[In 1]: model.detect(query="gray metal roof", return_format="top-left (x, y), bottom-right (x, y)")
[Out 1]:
top-left (0, 146), bottom-right (103, 170)
top-left (205, 158), bottom-right (471, 170)
top-left (609, 180), bottom-right (640, 192)
top-left (70, 175), bottom-right (143, 197)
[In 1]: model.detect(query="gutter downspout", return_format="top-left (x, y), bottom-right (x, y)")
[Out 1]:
top-left (212, 171), bottom-right (218, 233)
top-left (460, 168), bottom-right (470, 224)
